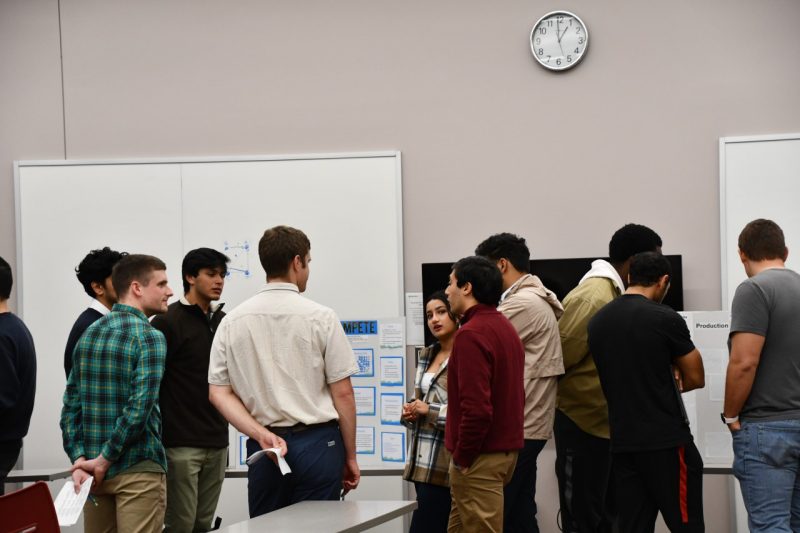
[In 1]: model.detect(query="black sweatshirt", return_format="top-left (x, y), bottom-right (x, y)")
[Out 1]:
top-left (0, 312), bottom-right (37, 448)
top-left (151, 300), bottom-right (228, 449)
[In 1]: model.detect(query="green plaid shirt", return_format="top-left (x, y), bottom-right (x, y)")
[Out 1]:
top-left (61, 303), bottom-right (167, 479)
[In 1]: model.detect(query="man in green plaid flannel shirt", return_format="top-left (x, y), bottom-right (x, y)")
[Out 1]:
top-left (61, 254), bottom-right (174, 533)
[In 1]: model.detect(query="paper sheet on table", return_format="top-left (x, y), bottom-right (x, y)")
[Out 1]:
top-left (54, 475), bottom-right (93, 526)
top-left (245, 447), bottom-right (292, 475)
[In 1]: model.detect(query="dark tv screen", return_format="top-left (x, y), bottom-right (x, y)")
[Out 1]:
top-left (420, 255), bottom-right (683, 346)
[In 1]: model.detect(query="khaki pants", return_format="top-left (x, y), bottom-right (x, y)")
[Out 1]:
top-left (84, 471), bottom-right (166, 533)
top-left (447, 451), bottom-right (518, 533)
top-left (164, 447), bottom-right (227, 533)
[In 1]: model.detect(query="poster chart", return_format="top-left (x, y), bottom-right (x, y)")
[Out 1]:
top-left (346, 317), bottom-right (407, 467)
top-left (230, 317), bottom-right (407, 469)
top-left (678, 311), bottom-right (733, 467)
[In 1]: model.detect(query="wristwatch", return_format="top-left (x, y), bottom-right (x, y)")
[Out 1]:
top-left (720, 413), bottom-right (739, 425)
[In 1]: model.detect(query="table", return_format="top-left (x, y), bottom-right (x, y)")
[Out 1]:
top-left (4, 468), bottom-right (72, 482)
top-left (704, 464), bottom-right (733, 475)
top-left (224, 467), bottom-right (403, 478)
top-left (217, 500), bottom-right (416, 533)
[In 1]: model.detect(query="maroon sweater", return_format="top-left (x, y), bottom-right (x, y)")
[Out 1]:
top-left (445, 304), bottom-right (525, 467)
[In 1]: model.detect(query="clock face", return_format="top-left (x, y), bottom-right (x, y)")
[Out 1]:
top-left (530, 11), bottom-right (588, 71)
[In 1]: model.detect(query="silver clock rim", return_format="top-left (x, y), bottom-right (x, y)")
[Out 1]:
top-left (530, 10), bottom-right (589, 72)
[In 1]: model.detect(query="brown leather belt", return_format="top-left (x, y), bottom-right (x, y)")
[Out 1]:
top-left (268, 419), bottom-right (338, 436)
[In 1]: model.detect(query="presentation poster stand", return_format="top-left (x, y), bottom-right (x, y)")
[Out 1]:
top-left (678, 311), bottom-right (732, 466)
top-left (231, 317), bottom-right (407, 470)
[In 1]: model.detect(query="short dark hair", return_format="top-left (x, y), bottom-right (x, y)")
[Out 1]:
top-left (424, 289), bottom-right (457, 323)
top-left (629, 252), bottom-right (672, 287)
top-left (75, 247), bottom-right (127, 298)
top-left (475, 233), bottom-right (530, 273)
top-left (112, 254), bottom-right (167, 298)
top-left (182, 248), bottom-right (230, 294)
top-left (738, 219), bottom-right (787, 261)
top-left (258, 226), bottom-right (311, 278)
top-left (452, 256), bottom-right (504, 307)
top-left (0, 256), bottom-right (12, 300)
top-left (609, 224), bottom-right (663, 264)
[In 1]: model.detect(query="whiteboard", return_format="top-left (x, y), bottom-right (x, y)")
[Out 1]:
top-left (14, 152), bottom-right (403, 470)
top-left (719, 134), bottom-right (800, 308)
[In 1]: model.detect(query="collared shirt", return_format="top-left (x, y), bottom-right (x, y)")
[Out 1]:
top-left (61, 303), bottom-right (167, 479)
top-left (88, 298), bottom-right (112, 317)
top-left (208, 282), bottom-right (358, 427)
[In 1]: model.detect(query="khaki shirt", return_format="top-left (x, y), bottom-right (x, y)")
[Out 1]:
top-left (499, 274), bottom-right (565, 440)
top-left (557, 276), bottom-right (620, 439)
top-left (208, 283), bottom-right (358, 427)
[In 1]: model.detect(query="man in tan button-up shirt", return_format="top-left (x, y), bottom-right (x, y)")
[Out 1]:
top-left (477, 233), bottom-right (564, 533)
top-left (209, 225), bottom-right (360, 519)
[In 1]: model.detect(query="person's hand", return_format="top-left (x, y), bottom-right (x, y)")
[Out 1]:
top-left (71, 468), bottom-right (92, 493)
top-left (70, 457), bottom-right (91, 493)
top-left (402, 400), bottom-right (429, 422)
top-left (342, 457), bottom-right (360, 496)
top-left (256, 428), bottom-right (288, 465)
top-left (672, 365), bottom-right (684, 392)
top-left (727, 419), bottom-right (742, 433)
top-left (401, 401), bottom-right (417, 422)
top-left (73, 454), bottom-right (111, 486)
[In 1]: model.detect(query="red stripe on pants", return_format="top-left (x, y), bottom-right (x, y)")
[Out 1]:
top-left (678, 445), bottom-right (688, 523)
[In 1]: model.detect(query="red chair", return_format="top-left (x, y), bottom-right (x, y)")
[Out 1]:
top-left (0, 481), bottom-right (60, 533)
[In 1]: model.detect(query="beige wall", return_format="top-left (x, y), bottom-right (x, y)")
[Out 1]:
top-left (4, 0), bottom-right (800, 530)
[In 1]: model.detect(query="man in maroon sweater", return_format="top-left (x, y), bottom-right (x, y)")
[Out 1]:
top-left (445, 256), bottom-right (525, 533)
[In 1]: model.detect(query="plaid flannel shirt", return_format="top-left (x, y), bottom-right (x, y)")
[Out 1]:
top-left (61, 304), bottom-right (167, 480)
top-left (402, 343), bottom-right (451, 487)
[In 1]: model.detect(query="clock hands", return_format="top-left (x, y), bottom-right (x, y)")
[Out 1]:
top-left (556, 19), bottom-right (569, 43)
top-left (556, 18), bottom-right (566, 56)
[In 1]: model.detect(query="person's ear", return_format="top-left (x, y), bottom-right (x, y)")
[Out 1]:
top-left (90, 280), bottom-right (105, 298)
top-left (738, 248), bottom-right (748, 264)
top-left (462, 281), bottom-right (473, 297)
top-left (496, 259), bottom-right (507, 275)
top-left (129, 280), bottom-right (142, 297)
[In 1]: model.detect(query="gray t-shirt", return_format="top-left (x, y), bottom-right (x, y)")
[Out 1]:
top-left (729, 268), bottom-right (800, 420)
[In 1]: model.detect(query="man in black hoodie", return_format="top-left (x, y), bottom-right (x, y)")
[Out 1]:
top-left (152, 248), bottom-right (230, 532)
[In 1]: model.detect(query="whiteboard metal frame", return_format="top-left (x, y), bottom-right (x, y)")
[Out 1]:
top-left (718, 133), bottom-right (800, 309)
top-left (14, 150), bottom-right (405, 317)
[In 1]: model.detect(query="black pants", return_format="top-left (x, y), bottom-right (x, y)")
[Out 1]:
top-left (503, 439), bottom-right (547, 533)
top-left (0, 444), bottom-right (21, 496)
top-left (613, 443), bottom-right (704, 533)
top-left (554, 410), bottom-right (614, 533)
top-left (409, 481), bottom-right (451, 533)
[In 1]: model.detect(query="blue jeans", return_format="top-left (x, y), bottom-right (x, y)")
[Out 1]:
top-left (247, 425), bottom-right (344, 518)
top-left (732, 418), bottom-right (800, 532)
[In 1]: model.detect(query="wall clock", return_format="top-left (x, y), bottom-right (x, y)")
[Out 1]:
top-left (530, 11), bottom-right (588, 71)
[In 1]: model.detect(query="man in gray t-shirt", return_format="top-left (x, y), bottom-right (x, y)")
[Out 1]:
top-left (724, 219), bottom-right (800, 532)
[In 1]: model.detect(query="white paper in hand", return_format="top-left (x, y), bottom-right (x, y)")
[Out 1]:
top-left (54, 475), bottom-right (94, 526)
top-left (246, 447), bottom-right (292, 475)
